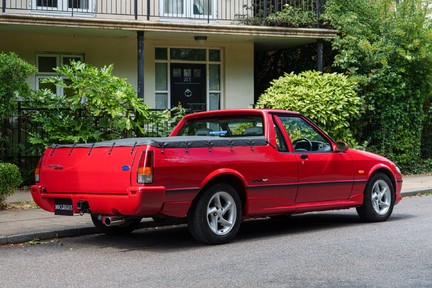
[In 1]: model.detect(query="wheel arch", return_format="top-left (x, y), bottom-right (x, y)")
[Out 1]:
top-left (189, 170), bottom-right (247, 216)
top-left (368, 167), bottom-right (396, 193)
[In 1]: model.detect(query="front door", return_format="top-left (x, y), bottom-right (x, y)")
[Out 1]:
top-left (275, 115), bottom-right (354, 203)
top-left (171, 64), bottom-right (206, 111)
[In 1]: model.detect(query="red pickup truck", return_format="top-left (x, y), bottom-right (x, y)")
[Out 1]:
top-left (31, 109), bottom-right (402, 244)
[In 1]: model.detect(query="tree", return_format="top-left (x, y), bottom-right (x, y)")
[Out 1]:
top-left (324, 0), bottom-right (432, 170)
top-left (0, 52), bottom-right (36, 121)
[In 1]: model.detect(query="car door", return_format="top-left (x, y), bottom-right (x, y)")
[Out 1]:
top-left (275, 115), bottom-right (354, 203)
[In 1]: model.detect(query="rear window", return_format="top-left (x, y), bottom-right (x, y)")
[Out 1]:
top-left (177, 116), bottom-right (264, 137)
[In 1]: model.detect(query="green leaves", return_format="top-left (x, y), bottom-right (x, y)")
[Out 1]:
top-left (324, 0), bottom-right (432, 170)
top-left (0, 162), bottom-right (22, 208)
top-left (0, 52), bottom-right (36, 120)
top-left (26, 61), bottom-right (149, 147)
top-left (257, 71), bottom-right (362, 145)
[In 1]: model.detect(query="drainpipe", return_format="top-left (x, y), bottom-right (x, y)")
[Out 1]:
top-left (3, 0), bottom-right (6, 13)
top-left (316, 0), bottom-right (324, 72)
top-left (137, 31), bottom-right (144, 99)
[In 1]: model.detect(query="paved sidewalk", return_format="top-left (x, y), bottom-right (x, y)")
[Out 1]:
top-left (1, 175), bottom-right (431, 245)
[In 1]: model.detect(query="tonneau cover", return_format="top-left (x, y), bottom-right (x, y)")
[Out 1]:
top-left (50, 136), bottom-right (268, 149)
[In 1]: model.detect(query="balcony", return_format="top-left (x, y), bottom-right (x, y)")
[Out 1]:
top-left (1, 0), bottom-right (323, 27)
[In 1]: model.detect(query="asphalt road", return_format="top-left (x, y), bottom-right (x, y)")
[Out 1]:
top-left (1, 195), bottom-right (431, 288)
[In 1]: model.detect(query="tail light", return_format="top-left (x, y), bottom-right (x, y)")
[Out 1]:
top-left (137, 150), bottom-right (153, 184)
top-left (35, 155), bottom-right (44, 183)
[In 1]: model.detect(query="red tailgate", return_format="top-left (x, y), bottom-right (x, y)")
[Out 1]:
top-left (39, 146), bottom-right (140, 194)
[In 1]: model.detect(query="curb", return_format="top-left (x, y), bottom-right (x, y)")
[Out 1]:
top-left (0, 226), bottom-right (98, 245)
top-left (0, 218), bottom-right (186, 245)
top-left (401, 189), bottom-right (432, 198)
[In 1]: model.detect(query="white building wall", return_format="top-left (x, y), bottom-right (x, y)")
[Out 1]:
top-left (0, 31), bottom-right (254, 109)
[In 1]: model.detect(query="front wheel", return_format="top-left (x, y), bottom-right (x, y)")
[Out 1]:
top-left (187, 184), bottom-right (242, 245)
top-left (357, 173), bottom-right (395, 222)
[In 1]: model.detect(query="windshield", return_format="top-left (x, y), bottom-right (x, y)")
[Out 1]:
top-left (177, 116), bottom-right (264, 137)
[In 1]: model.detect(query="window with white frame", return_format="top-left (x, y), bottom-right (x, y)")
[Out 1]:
top-left (32, 0), bottom-right (92, 12)
top-left (161, 0), bottom-right (215, 18)
top-left (36, 54), bottom-right (84, 96)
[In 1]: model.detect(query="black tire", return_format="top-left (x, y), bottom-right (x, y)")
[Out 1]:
top-left (187, 183), bottom-right (242, 245)
top-left (357, 173), bottom-right (395, 222)
top-left (91, 214), bottom-right (141, 236)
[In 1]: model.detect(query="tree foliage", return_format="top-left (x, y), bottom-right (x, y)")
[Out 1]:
top-left (257, 71), bottom-right (362, 145)
top-left (26, 61), bottom-right (150, 150)
top-left (0, 52), bottom-right (37, 121)
top-left (324, 0), bottom-right (432, 170)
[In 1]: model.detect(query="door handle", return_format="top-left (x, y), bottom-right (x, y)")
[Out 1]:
top-left (300, 154), bottom-right (308, 160)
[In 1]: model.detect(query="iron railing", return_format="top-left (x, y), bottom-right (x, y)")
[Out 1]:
top-left (1, 0), bottom-right (324, 26)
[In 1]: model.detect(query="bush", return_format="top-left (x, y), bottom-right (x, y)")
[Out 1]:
top-left (26, 61), bottom-right (150, 150)
top-left (265, 4), bottom-right (317, 28)
top-left (0, 163), bottom-right (22, 209)
top-left (256, 71), bottom-right (363, 145)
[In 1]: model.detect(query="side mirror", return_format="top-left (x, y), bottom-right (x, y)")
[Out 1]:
top-left (335, 141), bottom-right (349, 152)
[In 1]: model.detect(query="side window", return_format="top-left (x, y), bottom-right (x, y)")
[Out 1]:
top-left (36, 53), bottom-right (83, 96)
top-left (277, 116), bottom-right (332, 152)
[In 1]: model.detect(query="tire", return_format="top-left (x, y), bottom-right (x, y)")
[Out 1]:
top-left (187, 183), bottom-right (242, 245)
top-left (91, 214), bottom-right (141, 236)
top-left (357, 173), bottom-right (395, 222)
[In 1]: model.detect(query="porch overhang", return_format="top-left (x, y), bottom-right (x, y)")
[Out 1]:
top-left (0, 14), bottom-right (338, 50)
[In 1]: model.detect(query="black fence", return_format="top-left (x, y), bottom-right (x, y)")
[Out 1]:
top-left (1, 102), bottom-right (173, 185)
top-left (1, 0), bottom-right (324, 25)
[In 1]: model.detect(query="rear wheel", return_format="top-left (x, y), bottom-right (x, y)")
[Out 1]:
top-left (91, 215), bottom-right (141, 236)
top-left (187, 183), bottom-right (242, 244)
top-left (357, 173), bottom-right (395, 222)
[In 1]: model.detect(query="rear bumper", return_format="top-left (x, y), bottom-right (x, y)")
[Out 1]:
top-left (30, 185), bottom-right (166, 216)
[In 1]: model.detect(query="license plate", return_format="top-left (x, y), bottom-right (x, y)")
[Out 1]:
top-left (54, 198), bottom-right (74, 216)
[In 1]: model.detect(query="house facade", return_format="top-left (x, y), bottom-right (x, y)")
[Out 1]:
top-left (0, 0), bottom-right (337, 111)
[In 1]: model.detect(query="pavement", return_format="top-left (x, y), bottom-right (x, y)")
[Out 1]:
top-left (1, 174), bottom-right (431, 245)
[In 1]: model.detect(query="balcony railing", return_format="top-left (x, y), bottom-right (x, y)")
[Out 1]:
top-left (1, 0), bottom-right (323, 27)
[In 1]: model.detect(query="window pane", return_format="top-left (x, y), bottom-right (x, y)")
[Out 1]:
top-left (63, 79), bottom-right (74, 97)
top-left (209, 93), bottom-right (220, 111)
top-left (155, 93), bottom-right (168, 109)
top-left (38, 56), bottom-right (57, 73)
top-left (37, 0), bottom-right (58, 8)
top-left (209, 49), bottom-right (220, 62)
top-left (170, 48), bottom-right (206, 61)
top-left (164, 0), bottom-right (183, 14)
top-left (155, 48), bottom-right (167, 60)
top-left (68, 0), bottom-right (89, 9)
top-left (38, 78), bottom-right (56, 93)
top-left (62, 56), bottom-right (82, 66)
top-left (155, 63), bottom-right (168, 90)
top-left (194, 0), bottom-right (212, 15)
top-left (209, 64), bottom-right (220, 91)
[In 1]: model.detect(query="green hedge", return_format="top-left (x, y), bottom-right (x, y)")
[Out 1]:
top-left (0, 163), bottom-right (22, 208)
top-left (256, 71), bottom-right (363, 145)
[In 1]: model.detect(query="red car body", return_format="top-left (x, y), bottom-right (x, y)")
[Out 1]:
top-left (31, 109), bottom-right (402, 244)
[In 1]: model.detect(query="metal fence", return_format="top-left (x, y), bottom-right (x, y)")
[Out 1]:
top-left (1, 102), bottom-right (173, 184)
top-left (1, 0), bottom-right (324, 25)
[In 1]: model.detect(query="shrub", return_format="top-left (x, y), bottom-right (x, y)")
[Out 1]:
top-left (265, 4), bottom-right (317, 28)
top-left (256, 71), bottom-right (363, 145)
top-left (26, 61), bottom-right (150, 150)
top-left (0, 163), bottom-right (22, 209)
